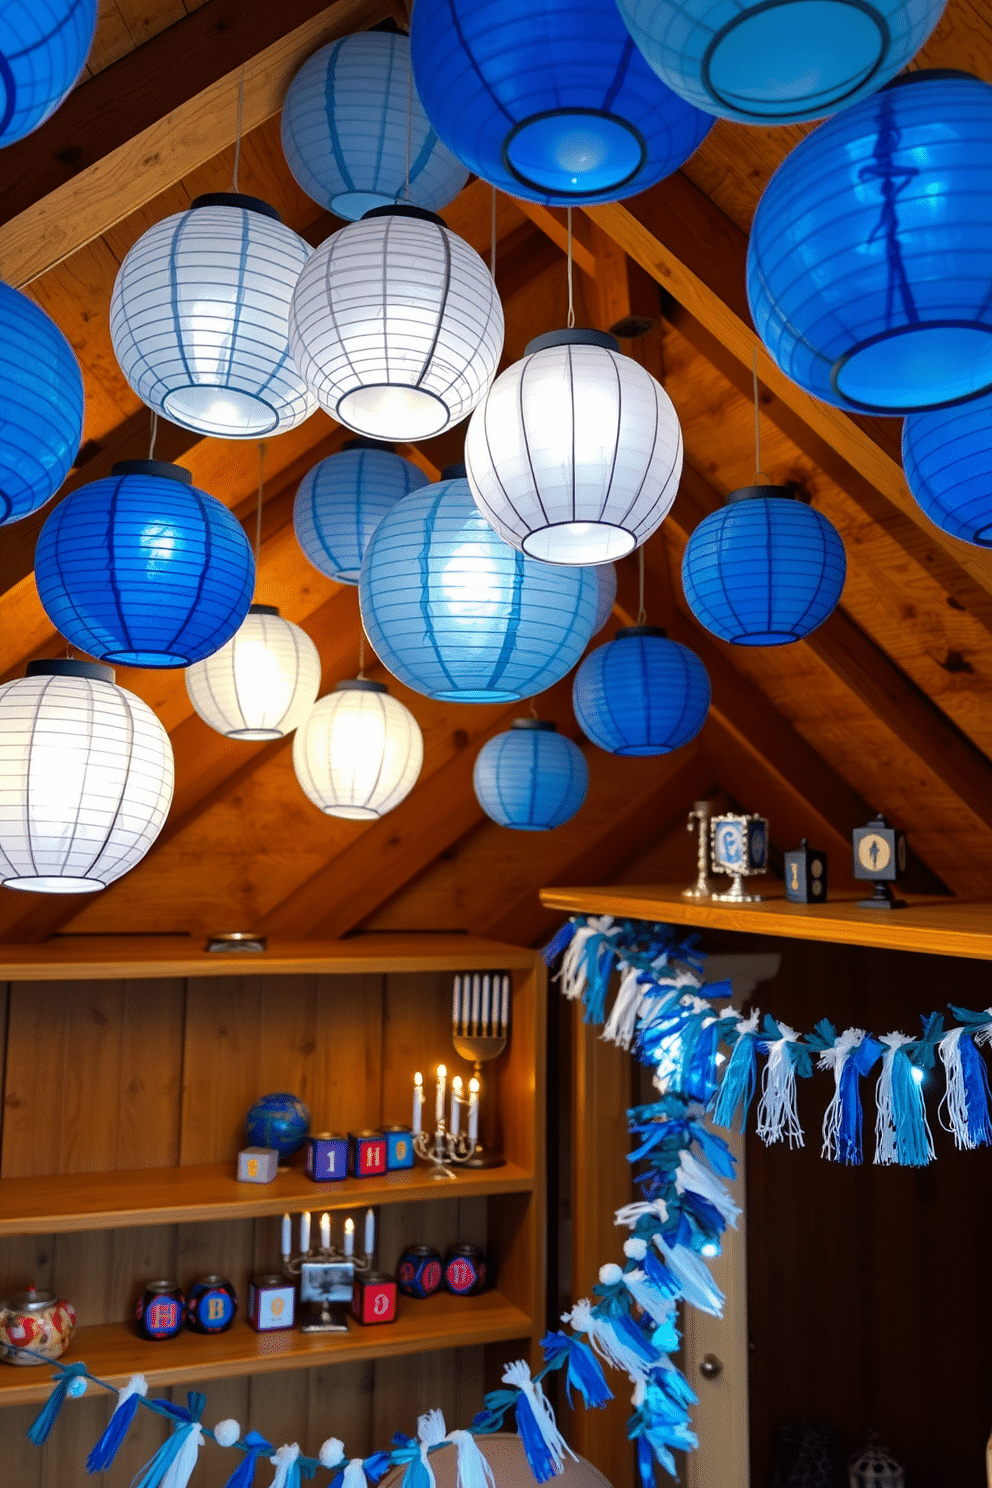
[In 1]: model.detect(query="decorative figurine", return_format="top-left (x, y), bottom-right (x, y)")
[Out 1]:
top-left (784, 839), bottom-right (828, 904)
top-left (683, 800), bottom-right (715, 899)
top-left (0, 1288), bottom-right (77, 1365)
top-left (449, 971), bottom-right (510, 1168)
top-left (351, 1272), bottom-right (397, 1325)
top-left (135, 1281), bottom-right (185, 1341)
top-left (185, 1275), bottom-right (238, 1334)
top-left (852, 813), bottom-right (907, 909)
top-left (247, 1274), bottom-right (295, 1333)
top-left (245, 1092), bottom-right (310, 1159)
top-left (305, 1133), bottom-right (349, 1182)
top-left (237, 1146), bottom-right (279, 1183)
top-left (443, 1243), bottom-right (488, 1296)
top-left (397, 1245), bottom-right (443, 1298)
top-left (710, 811), bottom-right (770, 902)
top-left (848, 1435), bottom-right (905, 1488)
top-left (384, 1124), bottom-right (414, 1170)
top-left (348, 1129), bottom-right (387, 1177)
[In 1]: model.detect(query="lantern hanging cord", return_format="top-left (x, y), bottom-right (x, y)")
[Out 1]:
top-left (147, 410), bottom-right (158, 461)
top-left (254, 442), bottom-right (266, 563)
top-left (490, 186), bottom-right (497, 279)
top-left (231, 66), bottom-right (246, 193)
top-left (566, 209), bottom-right (575, 330)
top-left (751, 347), bottom-right (771, 485)
top-left (637, 546), bottom-right (647, 626)
top-left (358, 626), bottom-right (366, 680)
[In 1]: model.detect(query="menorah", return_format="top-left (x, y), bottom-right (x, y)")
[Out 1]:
top-left (450, 971), bottom-right (510, 1169)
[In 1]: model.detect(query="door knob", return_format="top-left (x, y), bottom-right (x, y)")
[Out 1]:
top-left (699, 1353), bottom-right (723, 1379)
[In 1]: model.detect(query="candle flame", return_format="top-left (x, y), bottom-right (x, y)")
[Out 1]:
top-left (452, 1075), bottom-right (463, 1092)
top-left (344, 1217), bottom-right (355, 1233)
top-left (414, 1071), bottom-right (423, 1085)
top-left (469, 1077), bottom-right (480, 1093)
top-left (437, 1063), bottom-right (447, 1077)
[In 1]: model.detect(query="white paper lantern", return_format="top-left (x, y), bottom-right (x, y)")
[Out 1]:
top-left (0, 660), bottom-right (174, 894)
top-left (289, 204), bottom-right (504, 441)
top-left (110, 193), bottom-right (317, 438)
top-left (185, 605), bottom-right (321, 741)
top-left (465, 329), bottom-right (683, 564)
top-left (293, 679), bottom-right (423, 820)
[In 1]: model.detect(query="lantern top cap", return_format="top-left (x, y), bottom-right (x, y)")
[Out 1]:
top-left (510, 718), bottom-right (557, 733)
top-left (110, 459), bottom-right (193, 486)
top-left (526, 328), bottom-right (620, 356)
top-left (334, 678), bottom-right (388, 695)
top-left (26, 658), bottom-right (115, 684)
top-left (882, 68), bottom-right (978, 92)
top-left (361, 203), bottom-right (445, 227)
top-left (725, 484), bottom-right (809, 506)
top-left (342, 437), bottom-right (396, 453)
top-left (190, 192), bottom-right (283, 222)
top-left (248, 604), bottom-right (279, 616)
top-left (614, 625), bottom-right (668, 640)
top-left (441, 463), bottom-right (467, 481)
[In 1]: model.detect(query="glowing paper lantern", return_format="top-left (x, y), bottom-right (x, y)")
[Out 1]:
top-left (0, 281), bottom-right (83, 524)
top-left (290, 205), bottom-right (503, 441)
top-left (573, 626), bottom-right (710, 754)
top-left (110, 193), bottom-right (316, 437)
top-left (185, 605), bottom-right (321, 741)
top-left (902, 393), bottom-right (992, 546)
top-left (293, 679), bottom-right (423, 820)
top-left (0, 659), bottom-right (173, 893)
top-left (294, 440), bottom-right (430, 584)
top-left (281, 30), bottom-right (469, 220)
top-left (473, 719), bottom-right (588, 830)
top-left (0, 0), bottom-right (97, 146)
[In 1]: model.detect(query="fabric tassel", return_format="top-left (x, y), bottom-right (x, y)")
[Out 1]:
top-left (558, 916), bottom-right (616, 1019)
top-left (756, 1019), bottom-right (806, 1148)
top-left (614, 1198), bottom-right (668, 1231)
top-left (939, 1025), bottom-right (992, 1150)
top-left (653, 1237), bottom-right (724, 1318)
top-left (711, 1010), bottom-right (760, 1132)
top-left (539, 1332), bottom-right (612, 1410)
top-left (27, 1360), bottom-right (89, 1445)
top-left (562, 1299), bottom-right (657, 1381)
top-left (542, 919), bottom-right (576, 966)
top-left (342, 1457), bottom-right (370, 1488)
top-left (445, 1429), bottom-right (497, 1488)
top-left (411, 1409), bottom-right (447, 1488)
top-left (85, 1372), bottom-right (147, 1470)
top-left (132, 1394), bottom-right (206, 1488)
top-left (502, 1360), bottom-right (574, 1483)
top-left (674, 1150), bottom-right (740, 1229)
top-left (222, 1433), bottom-right (274, 1488)
top-left (817, 1027), bottom-right (873, 1164)
top-left (621, 1270), bottom-right (677, 1329)
top-left (875, 1032), bottom-right (934, 1166)
top-left (268, 1445), bottom-right (301, 1488)
top-left (602, 966), bottom-right (650, 1050)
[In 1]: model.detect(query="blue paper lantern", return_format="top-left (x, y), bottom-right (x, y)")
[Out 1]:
top-left (0, 282), bottom-right (83, 524)
top-left (35, 460), bottom-right (255, 668)
top-left (902, 392), bottom-right (992, 547)
top-left (281, 30), bottom-right (469, 220)
top-left (747, 72), bottom-right (992, 415)
top-left (0, 0), bottom-right (97, 146)
top-left (681, 486), bottom-right (846, 645)
top-left (245, 1092), bottom-right (310, 1158)
top-left (473, 719), bottom-right (589, 831)
top-left (572, 626), bottom-right (710, 755)
top-left (409, 0), bottom-right (712, 206)
top-left (359, 467), bottom-right (598, 703)
top-left (615, 0), bottom-right (946, 125)
top-left (294, 440), bottom-right (430, 584)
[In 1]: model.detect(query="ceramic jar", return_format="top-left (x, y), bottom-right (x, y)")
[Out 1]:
top-left (0, 1287), bottom-right (77, 1365)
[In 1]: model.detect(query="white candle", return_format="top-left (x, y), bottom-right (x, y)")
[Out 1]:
top-left (300, 1210), bottom-right (311, 1254)
top-left (471, 975), bottom-right (480, 1033)
top-left (436, 1064), bottom-right (447, 1124)
top-left (452, 975), bottom-right (461, 1032)
top-left (344, 1217), bottom-right (355, 1257)
top-left (500, 975), bottom-right (510, 1032)
top-left (413, 1071), bottom-right (424, 1135)
top-left (281, 1213), bottom-right (291, 1260)
top-left (481, 976), bottom-right (490, 1035)
top-left (468, 1077), bottom-right (480, 1142)
top-left (451, 1075), bottom-right (463, 1136)
top-left (320, 1211), bottom-right (331, 1252)
top-left (364, 1208), bottom-right (375, 1257)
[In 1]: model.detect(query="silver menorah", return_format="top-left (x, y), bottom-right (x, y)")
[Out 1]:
top-left (451, 972), bottom-right (510, 1169)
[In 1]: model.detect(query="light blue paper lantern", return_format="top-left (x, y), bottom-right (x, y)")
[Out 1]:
top-left (359, 467), bottom-right (597, 703)
top-left (0, 281), bottom-right (83, 524)
top-left (681, 486), bottom-right (846, 645)
top-left (572, 625), bottom-right (710, 755)
top-left (0, 0), bottom-right (97, 146)
top-left (615, 0), bottom-right (946, 125)
top-left (902, 392), bottom-right (992, 547)
top-left (473, 719), bottom-right (588, 831)
top-left (294, 440), bottom-right (429, 585)
top-left (281, 30), bottom-right (469, 221)
top-left (409, 0), bottom-right (712, 206)
top-left (35, 460), bottom-right (255, 668)
top-left (747, 72), bottom-right (992, 415)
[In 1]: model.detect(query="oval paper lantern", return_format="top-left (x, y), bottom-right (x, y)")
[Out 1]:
top-left (410, 0), bottom-right (712, 205)
top-left (0, 281), bottom-right (83, 524)
top-left (290, 205), bottom-right (503, 441)
top-left (681, 486), bottom-right (846, 645)
top-left (615, 0), bottom-right (947, 125)
top-left (902, 392), bottom-right (992, 546)
top-left (35, 460), bottom-right (255, 668)
top-left (747, 72), bottom-right (992, 414)
top-left (466, 330), bottom-right (683, 565)
top-left (294, 440), bottom-right (430, 584)
top-left (0, 659), bottom-right (173, 893)
top-left (293, 679), bottom-right (423, 820)
top-left (110, 193), bottom-right (316, 437)
top-left (474, 719), bottom-right (588, 831)
top-left (0, 0), bottom-right (97, 146)
top-left (185, 605), bottom-right (321, 741)
top-left (573, 626), bottom-right (710, 755)
top-left (359, 469), bottom-right (597, 703)
top-left (281, 30), bottom-right (469, 220)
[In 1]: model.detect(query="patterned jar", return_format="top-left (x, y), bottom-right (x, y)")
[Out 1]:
top-left (0, 1288), bottom-right (77, 1365)
top-left (443, 1244), bottom-right (488, 1296)
top-left (135, 1280), bottom-right (185, 1341)
top-left (185, 1275), bottom-right (238, 1334)
top-left (397, 1245), bottom-right (442, 1298)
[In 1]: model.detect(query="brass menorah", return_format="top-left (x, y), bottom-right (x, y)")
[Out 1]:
top-left (451, 972), bottom-right (510, 1168)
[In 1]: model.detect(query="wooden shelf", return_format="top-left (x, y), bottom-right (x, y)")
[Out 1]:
top-left (539, 884), bottom-right (992, 961)
top-left (0, 1290), bottom-right (532, 1406)
top-left (0, 1161), bottom-right (535, 1238)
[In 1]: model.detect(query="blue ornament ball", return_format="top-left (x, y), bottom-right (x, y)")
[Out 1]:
top-left (902, 392), bottom-right (992, 547)
top-left (245, 1092), bottom-right (311, 1158)
top-left (0, 0), bottom-right (98, 146)
top-left (572, 626), bottom-right (710, 756)
top-left (473, 720), bottom-right (589, 831)
top-left (294, 441), bottom-right (429, 585)
top-left (0, 282), bottom-right (84, 524)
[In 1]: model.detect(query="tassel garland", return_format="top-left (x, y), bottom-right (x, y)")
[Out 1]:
top-left (502, 1360), bottom-right (574, 1483)
top-left (85, 1371), bottom-right (147, 1470)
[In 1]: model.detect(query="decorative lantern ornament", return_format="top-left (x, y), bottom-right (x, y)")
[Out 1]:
top-left (466, 330), bottom-right (683, 565)
top-left (681, 486), bottom-right (846, 645)
top-left (293, 679), bottom-right (423, 820)
top-left (290, 205), bottom-right (503, 441)
top-left (185, 605), bottom-right (321, 741)
top-left (0, 0), bottom-right (97, 146)
top-left (593, 564), bottom-right (617, 634)
top-left (848, 1436), bottom-right (906, 1488)
top-left (0, 281), bottom-right (84, 524)
top-left (110, 194), bottom-right (316, 437)
top-left (0, 659), bottom-right (173, 894)
top-left (35, 460), bottom-right (255, 668)
top-left (410, 0), bottom-right (712, 205)
top-left (294, 440), bottom-right (430, 584)
top-left (473, 720), bottom-right (588, 831)
top-left (747, 72), bottom-right (992, 415)
top-left (280, 30), bottom-right (469, 221)
top-left (572, 626), bottom-right (710, 755)
top-left (359, 468), bottom-right (598, 703)
top-left (614, 0), bottom-right (946, 125)
top-left (902, 391), bottom-right (992, 547)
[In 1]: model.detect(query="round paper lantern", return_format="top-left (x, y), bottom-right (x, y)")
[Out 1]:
top-left (902, 392), bottom-right (992, 546)
top-left (0, 0), bottom-right (97, 146)
top-left (359, 469), bottom-right (598, 703)
top-left (294, 440), bottom-right (430, 584)
top-left (593, 564), bottom-right (618, 633)
top-left (281, 30), bottom-right (469, 221)
top-left (0, 281), bottom-right (83, 524)
top-left (185, 605), bottom-right (321, 741)
top-left (110, 193), bottom-right (316, 438)
top-left (466, 330), bottom-right (683, 565)
top-left (0, 659), bottom-right (173, 894)
top-left (615, 0), bottom-right (947, 125)
top-left (290, 205), bottom-right (503, 441)
top-left (572, 626), bottom-right (710, 755)
top-left (473, 719), bottom-right (588, 831)
top-left (293, 679), bottom-right (423, 820)
top-left (681, 486), bottom-right (846, 645)
top-left (35, 460), bottom-right (255, 668)
top-left (747, 72), bottom-right (992, 415)
top-left (410, 0), bottom-right (712, 205)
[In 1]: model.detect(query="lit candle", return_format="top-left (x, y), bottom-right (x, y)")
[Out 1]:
top-left (436, 1064), bottom-right (447, 1124)
top-left (413, 1071), bottom-right (424, 1135)
top-left (364, 1208), bottom-right (375, 1257)
top-left (452, 975), bottom-right (461, 1032)
top-left (344, 1217), bottom-right (355, 1257)
top-left (300, 1210), bottom-right (311, 1254)
top-left (320, 1211), bottom-right (331, 1252)
top-left (500, 975), bottom-right (509, 1032)
top-left (468, 1077), bottom-right (480, 1143)
top-left (451, 1075), bottom-right (463, 1136)
top-left (281, 1213), bottom-right (291, 1261)
top-left (471, 975), bottom-right (480, 1033)
top-left (481, 976), bottom-right (490, 1035)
